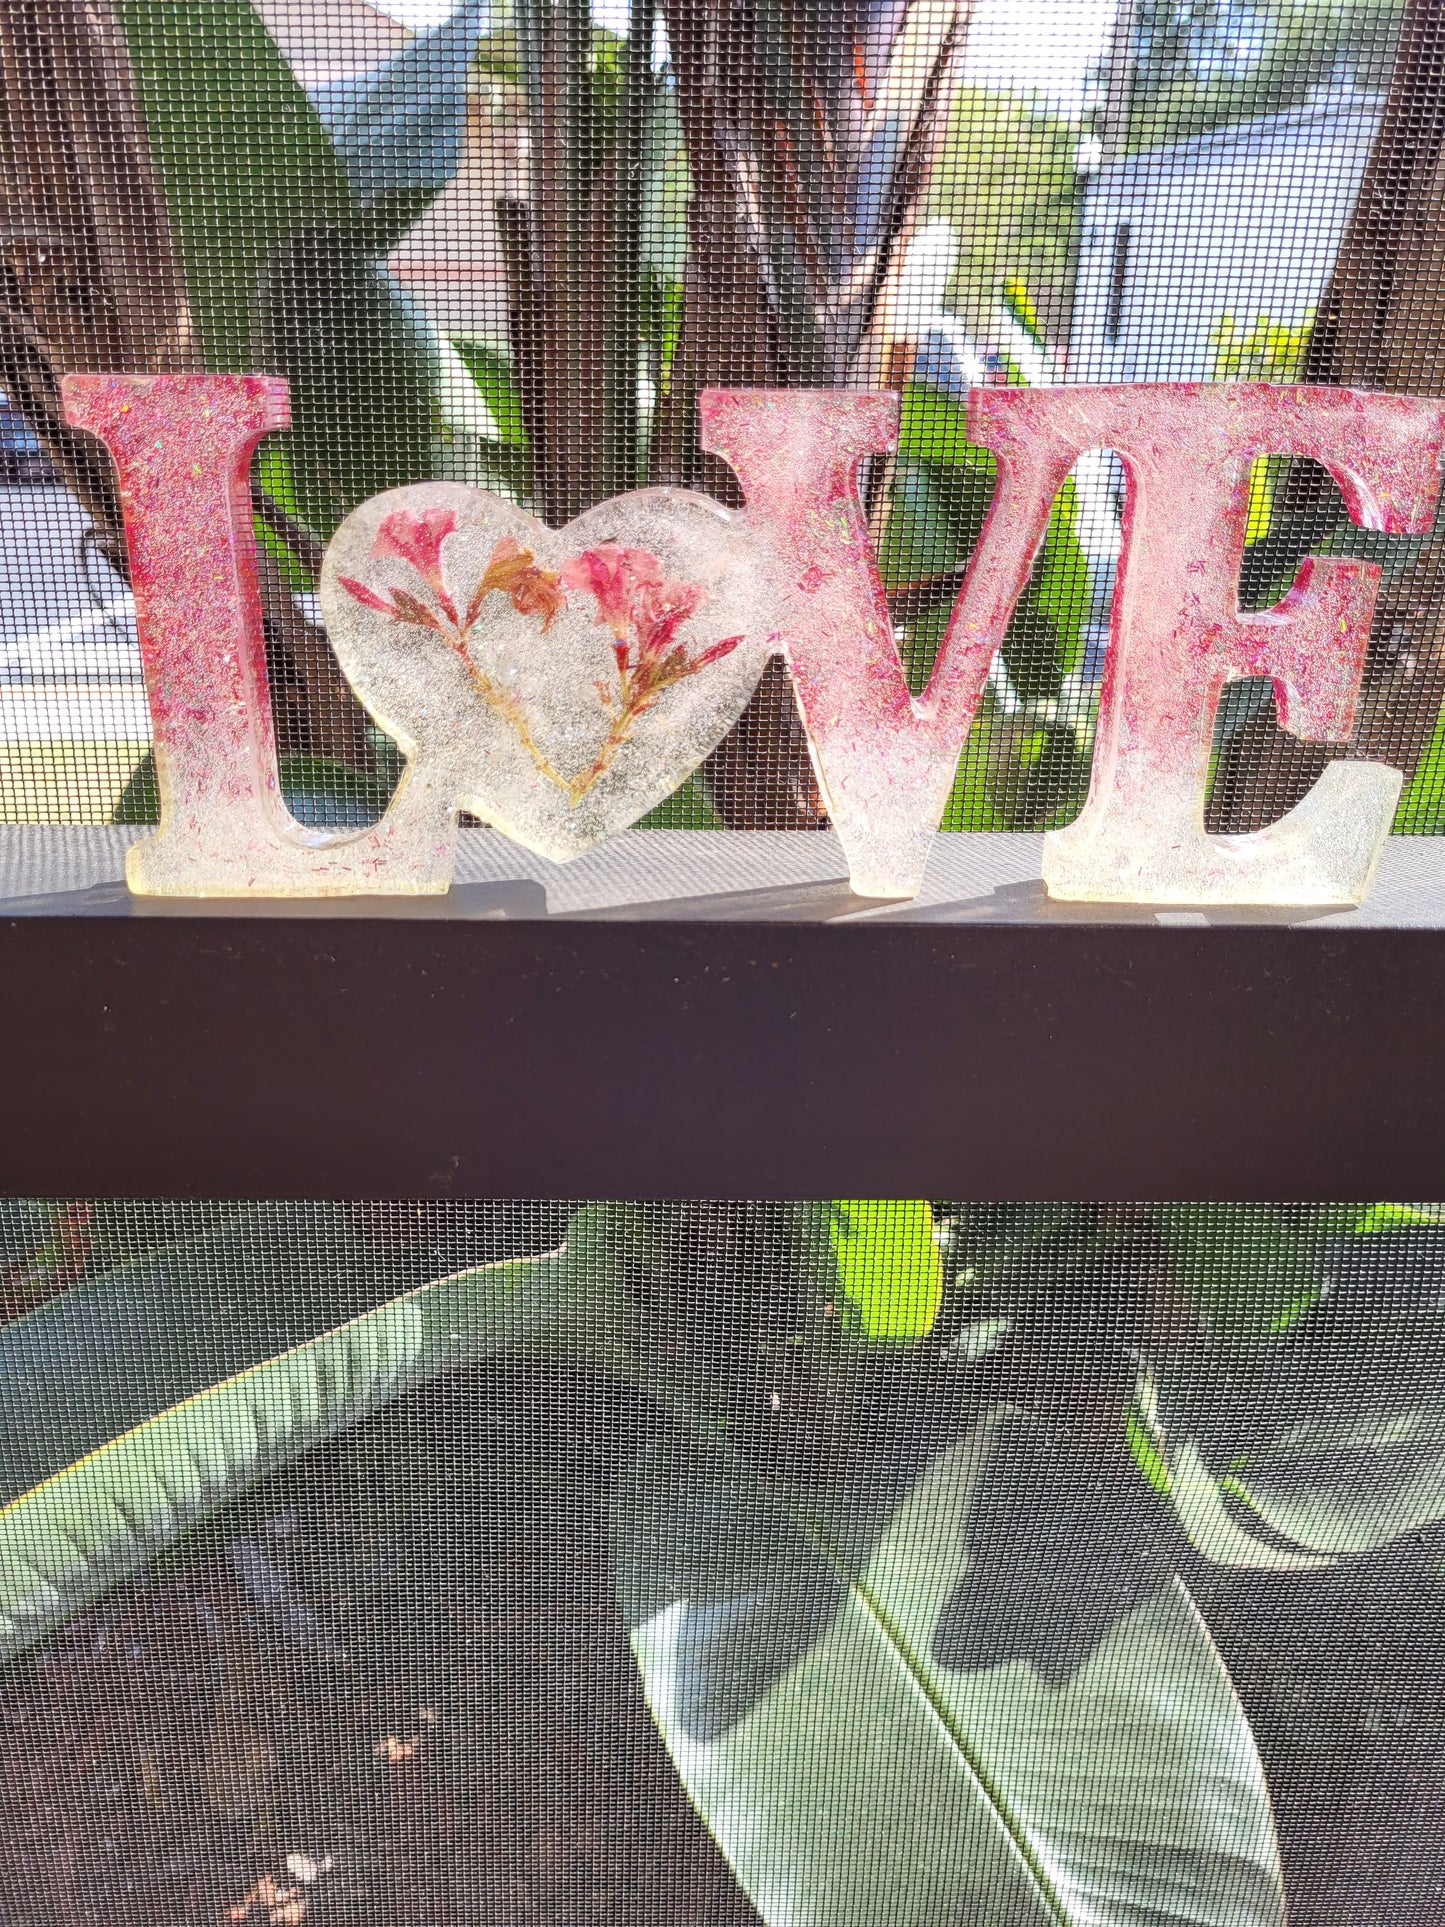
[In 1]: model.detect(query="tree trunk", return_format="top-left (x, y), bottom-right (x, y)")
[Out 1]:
top-left (1208, 0), bottom-right (1445, 834)
top-left (655, 0), bottom-right (972, 827)
top-left (0, 0), bottom-right (370, 772)
top-left (0, 0), bottom-right (184, 547)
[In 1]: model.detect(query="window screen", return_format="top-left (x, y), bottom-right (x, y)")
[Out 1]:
top-left (1, 0), bottom-right (1440, 837)
top-left (4, 5), bottom-right (1444, 1924)
top-left (1, 1198), bottom-right (1443, 1924)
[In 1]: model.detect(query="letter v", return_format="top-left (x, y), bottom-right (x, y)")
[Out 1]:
top-left (702, 388), bottom-right (1071, 897)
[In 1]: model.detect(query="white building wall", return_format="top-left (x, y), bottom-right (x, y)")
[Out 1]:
top-left (1069, 98), bottom-right (1381, 383)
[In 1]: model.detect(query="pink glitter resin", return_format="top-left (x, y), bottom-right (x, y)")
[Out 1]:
top-left (704, 388), bottom-right (1062, 898)
top-left (63, 372), bottom-right (1445, 906)
top-left (61, 373), bottom-right (456, 895)
top-left (706, 382), bottom-right (1445, 903)
top-left (1035, 383), bottom-right (1445, 903)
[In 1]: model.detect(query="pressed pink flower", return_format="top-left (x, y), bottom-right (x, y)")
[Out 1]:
top-left (470, 535), bottom-right (567, 631)
top-left (339, 576), bottom-right (397, 614)
top-left (559, 544), bottom-right (665, 639)
top-left (633, 576), bottom-right (705, 662)
top-left (373, 507), bottom-right (457, 586)
top-left (370, 507), bottom-right (460, 626)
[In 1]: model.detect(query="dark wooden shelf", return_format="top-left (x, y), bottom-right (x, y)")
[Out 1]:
top-left (0, 827), bottom-right (1442, 1201)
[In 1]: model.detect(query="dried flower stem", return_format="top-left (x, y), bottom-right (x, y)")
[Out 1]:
top-left (452, 649), bottom-right (575, 795)
top-left (343, 519), bottom-right (740, 805)
top-left (567, 673), bottom-right (658, 799)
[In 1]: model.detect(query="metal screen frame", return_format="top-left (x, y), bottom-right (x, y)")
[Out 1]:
top-left (1, 827), bottom-right (1439, 1200)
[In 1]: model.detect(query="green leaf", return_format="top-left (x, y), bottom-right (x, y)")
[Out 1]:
top-left (617, 1411), bottom-right (1284, 1927)
top-left (113, 752), bottom-right (399, 828)
top-left (111, 751), bottom-right (159, 825)
top-left (640, 265), bottom-right (685, 386)
top-left (1222, 1408), bottom-right (1445, 1557)
top-left (254, 235), bottom-right (439, 536)
top-left (940, 703), bottom-right (1013, 832)
top-left (1393, 701), bottom-right (1445, 832)
top-left (828, 1201), bottom-right (943, 1340)
top-left (0, 1210), bottom-right (627, 1666)
top-left (252, 444), bottom-right (317, 589)
top-left (951, 1203), bottom-right (1110, 1290)
top-left (877, 458), bottom-right (971, 591)
top-left (898, 381), bottom-right (993, 471)
top-left (1029, 478), bottom-right (1093, 678)
top-left (888, 383), bottom-right (1092, 708)
top-left (0, 1206), bottom-right (415, 1508)
top-left (636, 772), bottom-right (726, 829)
top-left (1143, 1275), bottom-right (1445, 1563)
top-left (1354, 1202), bottom-right (1445, 1234)
top-left (1157, 1206), bottom-right (1333, 1335)
top-left (451, 340), bottom-right (529, 446)
top-left (117, 0), bottom-right (357, 372)
top-left (120, 2), bottom-right (446, 535)
top-left (272, 755), bottom-right (400, 827)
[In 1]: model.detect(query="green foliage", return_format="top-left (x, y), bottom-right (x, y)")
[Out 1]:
top-left (113, 751), bottom-right (399, 827)
top-left (828, 1201), bottom-right (943, 1339)
top-left (1353, 1201), bottom-right (1445, 1232)
top-left (1159, 1203), bottom-right (1429, 1338)
top-left (472, 25), bottom-right (522, 88)
top-left (1209, 310), bottom-right (1316, 539)
top-left (19, 14), bottom-right (1445, 1895)
top-left (1222, 1407), bottom-right (1445, 1555)
top-left (636, 771), bottom-right (726, 827)
top-left (1158, 1204), bottom-right (1342, 1334)
top-left (897, 379), bottom-right (995, 469)
top-left (642, 82), bottom-right (691, 278)
top-left (883, 382), bottom-right (1097, 826)
top-left (640, 266), bottom-right (686, 404)
top-left (255, 230), bottom-right (439, 536)
top-left (0, 1206), bottom-right (409, 1509)
top-left (1124, 1), bottom-right (1405, 152)
top-left (939, 724), bottom-right (1013, 830)
top-left (6, 1199), bottom-right (1445, 1923)
top-left (448, 338), bottom-right (537, 498)
top-left (1027, 476), bottom-right (1094, 680)
top-left (618, 1414), bottom-right (1284, 1926)
top-left (927, 86), bottom-right (1082, 339)
top-left (0, 1210), bottom-right (630, 1664)
top-left (892, 384), bottom-right (1092, 688)
top-left (116, 0), bottom-right (354, 373)
top-left (1394, 703), bottom-right (1445, 831)
top-left (1143, 1243), bottom-right (1445, 1564)
top-left (877, 459), bottom-right (981, 597)
top-left (452, 340), bottom-right (528, 448)
top-left (118, 0), bottom-right (483, 549)
top-left (1210, 310), bottom-right (1313, 381)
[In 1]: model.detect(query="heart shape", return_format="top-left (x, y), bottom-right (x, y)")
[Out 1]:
top-left (319, 482), bottom-right (774, 861)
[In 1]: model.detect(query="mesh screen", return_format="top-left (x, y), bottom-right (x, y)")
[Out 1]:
top-left (3, 0), bottom-right (1444, 834)
top-left (5, 8), bottom-right (1445, 1922)
top-left (1, 1197), bottom-right (1444, 1923)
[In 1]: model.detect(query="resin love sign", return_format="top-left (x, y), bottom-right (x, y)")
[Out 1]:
top-left (706, 383), bottom-right (1445, 902)
top-left (321, 485), bottom-right (767, 864)
top-left (61, 374), bottom-right (772, 894)
top-left (62, 371), bottom-right (1445, 904)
